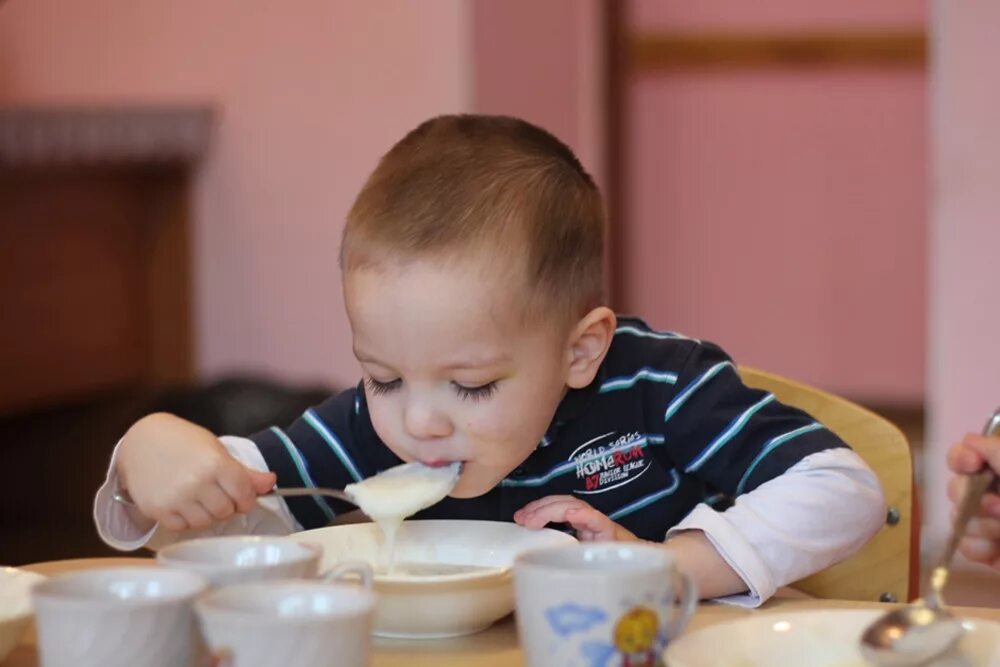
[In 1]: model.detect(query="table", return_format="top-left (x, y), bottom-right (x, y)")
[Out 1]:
top-left (10, 558), bottom-right (1000, 666)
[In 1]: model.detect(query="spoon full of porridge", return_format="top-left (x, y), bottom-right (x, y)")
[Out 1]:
top-left (344, 461), bottom-right (462, 572)
top-left (114, 460), bottom-right (461, 535)
top-left (272, 461), bottom-right (462, 572)
top-left (115, 460), bottom-right (462, 572)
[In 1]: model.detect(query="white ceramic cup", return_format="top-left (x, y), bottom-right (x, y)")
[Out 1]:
top-left (157, 536), bottom-right (321, 587)
top-left (514, 542), bottom-right (697, 667)
top-left (32, 567), bottom-right (208, 667)
top-left (195, 562), bottom-right (376, 667)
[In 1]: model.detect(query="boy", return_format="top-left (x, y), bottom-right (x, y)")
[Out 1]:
top-left (96, 115), bottom-right (885, 605)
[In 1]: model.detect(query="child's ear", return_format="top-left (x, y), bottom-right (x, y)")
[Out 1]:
top-left (565, 307), bottom-right (616, 389)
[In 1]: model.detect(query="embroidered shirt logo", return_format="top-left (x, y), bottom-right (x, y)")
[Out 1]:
top-left (571, 431), bottom-right (652, 494)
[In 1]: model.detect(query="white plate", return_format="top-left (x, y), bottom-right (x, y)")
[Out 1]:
top-left (663, 609), bottom-right (1000, 667)
top-left (293, 519), bottom-right (576, 639)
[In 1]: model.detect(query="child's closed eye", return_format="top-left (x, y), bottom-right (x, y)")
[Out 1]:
top-left (365, 377), bottom-right (401, 396)
top-left (452, 381), bottom-right (498, 401)
top-left (364, 377), bottom-right (498, 401)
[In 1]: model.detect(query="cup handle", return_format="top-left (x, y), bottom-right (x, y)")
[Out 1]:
top-left (322, 561), bottom-right (374, 589)
top-left (666, 570), bottom-right (698, 639)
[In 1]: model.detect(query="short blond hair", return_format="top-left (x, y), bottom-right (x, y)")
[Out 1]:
top-left (341, 115), bottom-right (605, 322)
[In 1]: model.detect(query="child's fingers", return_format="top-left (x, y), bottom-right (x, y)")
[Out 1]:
top-left (946, 475), bottom-right (995, 513)
top-left (948, 484), bottom-right (1000, 519)
top-left (563, 506), bottom-right (610, 531)
top-left (986, 494), bottom-right (1000, 518)
top-left (515, 498), bottom-right (588, 529)
top-left (514, 495), bottom-right (577, 519)
top-left (963, 434), bottom-right (1000, 472)
top-left (959, 535), bottom-right (1000, 565)
top-left (947, 436), bottom-right (986, 474)
top-left (250, 470), bottom-right (278, 495)
top-left (162, 511), bottom-right (189, 533)
top-left (130, 491), bottom-right (185, 528)
top-left (177, 500), bottom-right (215, 530)
top-left (199, 485), bottom-right (238, 520)
top-left (513, 498), bottom-right (627, 542)
top-left (947, 475), bottom-right (966, 503)
top-left (217, 463), bottom-right (260, 514)
top-left (963, 516), bottom-right (1000, 541)
top-left (565, 507), bottom-right (617, 541)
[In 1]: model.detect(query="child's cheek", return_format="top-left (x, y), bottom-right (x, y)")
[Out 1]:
top-left (367, 403), bottom-right (408, 457)
top-left (462, 406), bottom-right (509, 443)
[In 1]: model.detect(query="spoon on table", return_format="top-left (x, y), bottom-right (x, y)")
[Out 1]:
top-left (860, 408), bottom-right (1000, 666)
top-left (113, 460), bottom-right (462, 520)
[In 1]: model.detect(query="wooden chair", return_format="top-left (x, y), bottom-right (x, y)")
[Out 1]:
top-left (738, 366), bottom-right (916, 603)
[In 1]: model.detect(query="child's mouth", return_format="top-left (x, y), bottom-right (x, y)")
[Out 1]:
top-left (422, 459), bottom-right (466, 472)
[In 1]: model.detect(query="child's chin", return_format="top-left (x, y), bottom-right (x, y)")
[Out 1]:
top-left (447, 475), bottom-right (494, 499)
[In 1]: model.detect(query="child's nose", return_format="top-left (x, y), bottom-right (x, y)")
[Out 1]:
top-left (403, 402), bottom-right (453, 440)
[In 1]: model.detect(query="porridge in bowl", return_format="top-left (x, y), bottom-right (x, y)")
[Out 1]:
top-left (373, 562), bottom-right (503, 577)
top-left (293, 519), bottom-right (576, 638)
top-left (343, 461), bottom-right (461, 573)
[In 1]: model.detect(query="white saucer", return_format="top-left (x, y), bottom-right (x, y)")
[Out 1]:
top-left (663, 609), bottom-right (1000, 667)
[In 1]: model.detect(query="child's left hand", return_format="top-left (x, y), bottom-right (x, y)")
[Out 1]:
top-left (513, 495), bottom-right (638, 541)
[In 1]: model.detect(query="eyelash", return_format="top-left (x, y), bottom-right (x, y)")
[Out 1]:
top-left (364, 377), bottom-right (498, 401)
top-left (365, 378), bottom-right (401, 396)
top-left (453, 381), bottom-right (498, 402)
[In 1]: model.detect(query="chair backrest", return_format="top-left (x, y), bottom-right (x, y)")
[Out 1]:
top-left (738, 366), bottom-right (915, 603)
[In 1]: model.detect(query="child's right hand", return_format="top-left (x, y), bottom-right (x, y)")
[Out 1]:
top-left (116, 413), bottom-right (277, 532)
top-left (946, 433), bottom-right (1000, 569)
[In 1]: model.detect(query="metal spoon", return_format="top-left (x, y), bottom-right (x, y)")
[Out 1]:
top-left (113, 460), bottom-right (462, 516)
top-left (860, 408), bottom-right (1000, 666)
top-left (114, 485), bottom-right (358, 506)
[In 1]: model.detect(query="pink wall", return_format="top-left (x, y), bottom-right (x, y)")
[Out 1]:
top-left (2, 0), bottom-right (938, 413)
top-left (0, 1), bottom-right (606, 392)
top-left (0, 0), bottom-right (471, 389)
top-left (925, 0), bottom-right (1000, 552)
top-left (472, 0), bottom-right (605, 191)
top-left (624, 2), bottom-right (928, 403)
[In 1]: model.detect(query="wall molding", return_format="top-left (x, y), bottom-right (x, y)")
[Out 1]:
top-left (0, 106), bottom-right (213, 167)
top-left (631, 30), bottom-right (926, 72)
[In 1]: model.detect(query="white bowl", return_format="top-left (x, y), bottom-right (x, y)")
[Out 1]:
top-left (156, 535), bottom-right (319, 587)
top-left (157, 536), bottom-right (320, 587)
top-left (664, 609), bottom-right (1000, 667)
top-left (0, 567), bottom-right (46, 662)
top-left (293, 520), bottom-right (577, 639)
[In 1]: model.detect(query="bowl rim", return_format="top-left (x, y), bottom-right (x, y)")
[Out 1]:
top-left (156, 535), bottom-right (320, 571)
top-left (373, 565), bottom-right (515, 588)
top-left (294, 519), bottom-right (578, 585)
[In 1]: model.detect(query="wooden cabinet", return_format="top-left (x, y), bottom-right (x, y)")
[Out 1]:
top-left (0, 108), bottom-right (211, 415)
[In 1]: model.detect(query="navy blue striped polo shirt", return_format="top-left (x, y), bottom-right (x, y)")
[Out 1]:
top-left (249, 317), bottom-right (848, 540)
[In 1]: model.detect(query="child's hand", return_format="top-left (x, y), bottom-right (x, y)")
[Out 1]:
top-left (117, 413), bottom-right (277, 532)
top-left (513, 495), bottom-right (637, 542)
top-left (946, 433), bottom-right (1000, 569)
